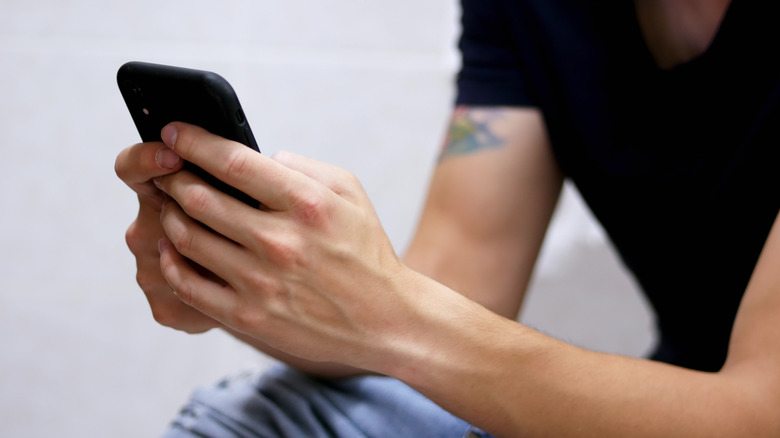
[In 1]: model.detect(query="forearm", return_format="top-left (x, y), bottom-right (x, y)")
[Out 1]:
top-left (225, 328), bottom-right (370, 379)
top-left (403, 106), bottom-right (561, 319)
top-left (403, 232), bottom-right (537, 320)
top-left (383, 276), bottom-right (775, 437)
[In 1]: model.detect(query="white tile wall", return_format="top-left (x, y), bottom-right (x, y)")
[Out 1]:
top-left (0, 1), bottom-right (653, 437)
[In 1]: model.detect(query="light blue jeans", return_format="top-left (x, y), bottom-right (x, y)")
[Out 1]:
top-left (162, 364), bottom-right (492, 438)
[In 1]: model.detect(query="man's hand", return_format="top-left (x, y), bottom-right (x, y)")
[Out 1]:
top-left (151, 122), bottom-right (431, 371)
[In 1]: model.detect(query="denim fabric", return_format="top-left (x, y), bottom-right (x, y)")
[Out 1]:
top-left (162, 364), bottom-right (492, 438)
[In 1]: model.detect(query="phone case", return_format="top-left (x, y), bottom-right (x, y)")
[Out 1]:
top-left (117, 61), bottom-right (260, 206)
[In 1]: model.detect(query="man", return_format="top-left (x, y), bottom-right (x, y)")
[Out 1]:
top-left (116, 0), bottom-right (780, 436)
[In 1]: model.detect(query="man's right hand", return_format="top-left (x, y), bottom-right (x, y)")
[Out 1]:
top-left (115, 138), bottom-right (370, 378)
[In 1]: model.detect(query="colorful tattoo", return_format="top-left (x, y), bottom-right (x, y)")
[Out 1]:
top-left (439, 107), bottom-right (506, 162)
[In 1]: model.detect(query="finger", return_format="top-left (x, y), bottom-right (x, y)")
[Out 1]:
top-left (271, 150), bottom-right (369, 204)
top-left (136, 254), bottom-right (218, 334)
top-left (158, 237), bottom-right (241, 327)
top-left (115, 141), bottom-right (184, 201)
top-left (159, 197), bottom-right (257, 288)
top-left (155, 169), bottom-right (268, 248)
top-left (125, 214), bottom-right (159, 258)
top-left (161, 122), bottom-right (320, 212)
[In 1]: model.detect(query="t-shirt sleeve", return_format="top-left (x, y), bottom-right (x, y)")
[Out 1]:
top-left (455, 0), bottom-right (535, 107)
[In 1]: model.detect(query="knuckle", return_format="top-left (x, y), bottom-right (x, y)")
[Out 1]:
top-left (245, 269), bottom-right (279, 296)
top-left (179, 184), bottom-right (211, 216)
top-left (224, 149), bottom-right (251, 182)
top-left (170, 229), bottom-right (195, 256)
top-left (114, 149), bottom-right (128, 180)
top-left (339, 168), bottom-right (360, 186)
top-left (233, 306), bottom-right (265, 333)
top-left (150, 302), bottom-right (179, 327)
top-left (125, 221), bottom-right (146, 255)
top-left (135, 270), bottom-right (160, 293)
top-left (115, 143), bottom-right (155, 183)
top-left (173, 124), bottom-right (196, 153)
top-left (338, 170), bottom-right (365, 199)
top-left (266, 236), bottom-right (305, 270)
top-left (292, 192), bottom-right (328, 226)
top-left (114, 144), bottom-right (138, 181)
top-left (247, 226), bottom-right (267, 250)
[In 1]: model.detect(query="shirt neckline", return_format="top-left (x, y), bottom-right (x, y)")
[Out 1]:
top-left (632, 0), bottom-right (736, 73)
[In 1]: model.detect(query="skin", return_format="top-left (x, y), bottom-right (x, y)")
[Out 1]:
top-left (114, 2), bottom-right (780, 435)
top-left (634, 0), bottom-right (731, 69)
top-left (116, 113), bottom-right (780, 436)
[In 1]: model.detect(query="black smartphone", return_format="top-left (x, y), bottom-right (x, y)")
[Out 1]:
top-left (117, 61), bottom-right (260, 206)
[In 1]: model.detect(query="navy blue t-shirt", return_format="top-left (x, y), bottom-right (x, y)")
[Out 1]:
top-left (455, 0), bottom-right (780, 371)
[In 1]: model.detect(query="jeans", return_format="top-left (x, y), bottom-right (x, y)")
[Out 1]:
top-left (162, 364), bottom-right (492, 438)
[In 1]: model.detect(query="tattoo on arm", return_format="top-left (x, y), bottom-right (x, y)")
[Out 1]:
top-left (439, 106), bottom-right (507, 162)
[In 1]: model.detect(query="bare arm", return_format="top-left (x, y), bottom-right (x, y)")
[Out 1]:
top-left (148, 117), bottom-right (780, 437)
top-left (397, 107), bottom-right (779, 436)
top-left (392, 221), bottom-right (780, 437)
top-left (384, 109), bottom-right (780, 435)
top-left (404, 106), bottom-right (562, 318)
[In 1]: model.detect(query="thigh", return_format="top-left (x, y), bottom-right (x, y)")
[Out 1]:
top-left (162, 364), bottom-right (477, 438)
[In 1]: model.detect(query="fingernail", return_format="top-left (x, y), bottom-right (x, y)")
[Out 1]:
top-left (161, 124), bottom-right (178, 149)
top-left (155, 147), bottom-right (180, 169)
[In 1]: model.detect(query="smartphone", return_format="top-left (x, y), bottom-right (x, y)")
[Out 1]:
top-left (117, 61), bottom-right (260, 207)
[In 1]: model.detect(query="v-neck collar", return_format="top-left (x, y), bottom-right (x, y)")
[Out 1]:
top-left (631, 0), bottom-right (736, 73)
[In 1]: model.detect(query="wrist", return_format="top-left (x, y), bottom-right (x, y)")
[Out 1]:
top-left (373, 268), bottom-right (514, 382)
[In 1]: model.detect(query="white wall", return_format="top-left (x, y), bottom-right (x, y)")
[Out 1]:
top-left (0, 2), bottom-right (654, 437)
